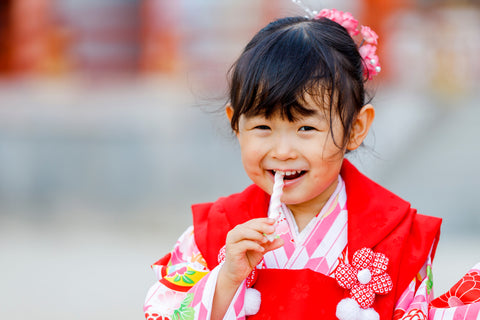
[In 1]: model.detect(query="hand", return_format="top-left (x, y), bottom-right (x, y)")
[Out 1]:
top-left (212, 218), bottom-right (283, 320)
top-left (219, 218), bottom-right (284, 287)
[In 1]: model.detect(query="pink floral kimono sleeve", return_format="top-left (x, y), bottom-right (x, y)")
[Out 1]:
top-left (394, 255), bottom-right (480, 320)
top-left (393, 252), bottom-right (435, 319)
top-left (429, 262), bottom-right (480, 319)
top-left (144, 226), bottom-right (247, 320)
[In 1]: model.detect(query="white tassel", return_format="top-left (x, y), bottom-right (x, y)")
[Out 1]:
top-left (358, 308), bottom-right (380, 320)
top-left (244, 288), bottom-right (261, 316)
top-left (336, 298), bottom-right (360, 320)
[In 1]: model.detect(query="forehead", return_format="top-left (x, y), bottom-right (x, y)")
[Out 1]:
top-left (301, 92), bottom-right (330, 112)
top-left (286, 90), bottom-right (332, 117)
top-left (242, 97), bottom-right (329, 123)
top-left (241, 90), bottom-right (332, 123)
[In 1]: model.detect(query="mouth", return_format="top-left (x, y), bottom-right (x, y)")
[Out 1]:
top-left (271, 169), bottom-right (307, 181)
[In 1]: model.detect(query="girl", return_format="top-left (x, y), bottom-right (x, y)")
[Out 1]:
top-left (144, 6), bottom-right (480, 320)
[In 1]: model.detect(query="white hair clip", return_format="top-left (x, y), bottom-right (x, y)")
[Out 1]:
top-left (291, 0), bottom-right (318, 19)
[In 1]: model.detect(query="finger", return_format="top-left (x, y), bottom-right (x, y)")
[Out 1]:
top-left (241, 218), bottom-right (276, 235)
top-left (227, 223), bottom-right (274, 244)
top-left (227, 227), bottom-right (267, 244)
top-left (244, 217), bottom-right (276, 227)
top-left (263, 237), bottom-right (284, 252)
top-left (227, 239), bottom-right (266, 257)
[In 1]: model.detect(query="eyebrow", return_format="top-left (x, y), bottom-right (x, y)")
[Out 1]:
top-left (294, 107), bottom-right (328, 120)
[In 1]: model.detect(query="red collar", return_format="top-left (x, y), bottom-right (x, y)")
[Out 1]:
top-left (340, 160), bottom-right (411, 260)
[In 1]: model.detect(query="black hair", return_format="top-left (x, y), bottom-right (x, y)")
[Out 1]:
top-left (228, 16), bottom-right (368, 149)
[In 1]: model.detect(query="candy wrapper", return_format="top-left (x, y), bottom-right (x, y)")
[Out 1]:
top-left (265, 171), bottom-right (284, 241)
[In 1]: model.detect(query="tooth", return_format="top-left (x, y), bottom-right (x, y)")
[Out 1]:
top-left (286, 171), bottom-right (292, 176)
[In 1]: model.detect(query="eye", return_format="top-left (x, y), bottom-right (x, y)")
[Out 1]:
top-left (254, 125), bottom-right (271, 130)
top-left (299, 126), bottom-right (316, 132)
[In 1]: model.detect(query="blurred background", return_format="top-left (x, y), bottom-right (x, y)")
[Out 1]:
top-left (0, 0), bottom-right (479, 319)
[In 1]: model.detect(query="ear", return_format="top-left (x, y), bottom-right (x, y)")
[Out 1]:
top-left (346, 104), bottom-right (375, 151)
top-left (225, 103), bottom-right (234, 122)
top-left (226, 103), bottom-right (239, 136)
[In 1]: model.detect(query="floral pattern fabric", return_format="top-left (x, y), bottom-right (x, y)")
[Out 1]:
top-left (336, 247), bottom-right (393, 309)
top-left (144, 176), bottom-right (480, 319)
top-left (394, 256), bottom-right (434, 320)
top-left (393, 261), bottom-right (480, 319)
top-left (429, 263), bottom-right (480, 319)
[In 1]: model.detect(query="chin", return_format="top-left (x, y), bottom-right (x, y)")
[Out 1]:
top-left (281, 193), bottom-right (310, 205)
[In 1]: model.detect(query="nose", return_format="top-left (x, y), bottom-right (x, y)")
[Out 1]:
top-left (271, 134), bottom-right (297, 161)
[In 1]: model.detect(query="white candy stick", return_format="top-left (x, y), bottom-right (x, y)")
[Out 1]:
top-left (265, 171), bottom-right (284, 241)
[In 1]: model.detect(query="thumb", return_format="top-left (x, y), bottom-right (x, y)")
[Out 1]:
top-left (264, 237), bottom-right (284, 252)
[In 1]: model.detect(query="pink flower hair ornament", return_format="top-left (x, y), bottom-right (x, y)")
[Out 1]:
top-left (335, 248), bottom-right (393, 320)
top-left (292, 1), bottom-right (381, 80)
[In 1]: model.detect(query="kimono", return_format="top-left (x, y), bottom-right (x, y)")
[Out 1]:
top-left (144, 160), bottom-right (480, 320)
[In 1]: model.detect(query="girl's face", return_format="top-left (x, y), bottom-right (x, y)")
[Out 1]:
top-left (228, 96), bottom-right (374, 217)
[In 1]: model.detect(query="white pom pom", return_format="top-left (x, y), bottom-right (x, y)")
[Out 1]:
top-left (357, 268), bottom-right (372, 284)
top-left (358, 307), bottom-right (380, 320)
top-left (244, 288), bottom-right (261, 316)
top-left (336, 298), bottom-right (360, 320)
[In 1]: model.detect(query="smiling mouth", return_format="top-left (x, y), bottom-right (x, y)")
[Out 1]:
top-left (271, 170), bottom-right (307, 180)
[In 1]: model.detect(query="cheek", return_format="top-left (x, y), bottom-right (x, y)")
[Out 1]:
top-left (238, 134), bottom-right (265, 153)
top-left (316, 135), bottom-right (345, 161)
top-left (240, 149), bottom-right (266, 183)
top-left (239, 139), bottom-right (264, 167)
top-left (308, 140), bottom-right (344, 176)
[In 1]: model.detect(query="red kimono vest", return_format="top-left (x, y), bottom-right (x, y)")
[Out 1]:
top-left (192, 160), bottom-right (441, 319)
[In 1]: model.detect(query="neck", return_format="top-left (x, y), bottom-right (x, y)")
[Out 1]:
top-left (286, 178), bottom-right (339, 232)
